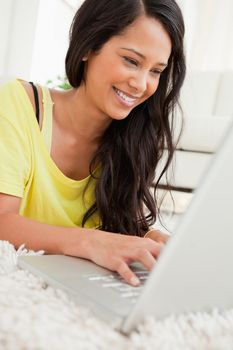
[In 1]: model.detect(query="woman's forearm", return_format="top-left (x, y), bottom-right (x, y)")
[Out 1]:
top-left (0, 212), bottom-right (90, 257)
top-left (0, 212), bottom-right (165, 286)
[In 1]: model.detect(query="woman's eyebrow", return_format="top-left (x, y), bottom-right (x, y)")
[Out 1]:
top-left (120, 47), bottom-right (168, 67)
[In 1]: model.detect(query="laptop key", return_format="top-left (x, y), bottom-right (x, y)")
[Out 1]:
top-left (102, 282), bottom-right (123, 288)
top-left (113, 286), bottom-right (138, 292)
top-left (121, 292), bottom-right (140, 298)
top-left (87, 269), bottom-right (149, 299)
top-left (88, 275), bottom-right (115, 281)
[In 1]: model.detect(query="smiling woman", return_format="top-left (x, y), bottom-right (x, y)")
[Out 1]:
top-left (78, 16), bottom-right (171, 119)
top-left (0, 0), bottom-right (185, 286)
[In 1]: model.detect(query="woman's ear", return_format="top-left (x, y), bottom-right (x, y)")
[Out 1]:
top-left (82, 51), bottom-right (91, 61)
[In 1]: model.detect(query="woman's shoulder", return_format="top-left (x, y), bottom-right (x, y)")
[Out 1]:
top-left (0, 78), bottom-right (41, 122)
top-left (0, 79), bottom-right (37, 137)
top-left (0, 77), bottom-right (20, 96)
top-left (0, 79), bottom-right (41, 147)
top-left (0, 79), bottom-right (22, 119)
top-left (0, 78), bottom-right (29, 107)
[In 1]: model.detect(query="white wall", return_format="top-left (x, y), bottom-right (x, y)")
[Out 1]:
top-left (0, 0), bottom-right (83, 84)
top-left (0, 0), bottom-right (13, 76)
top-left (178, 0), bottom-right (233, 71)
top-left (1, 0), bottom-right (233, 83)
top-left (29, 0), bottom-right (78, 84)
top-left (0, 0), bottom-right (39, 80)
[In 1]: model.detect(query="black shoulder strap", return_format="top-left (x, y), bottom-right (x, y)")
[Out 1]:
top-left (29, 81), bottom-right (40, 124)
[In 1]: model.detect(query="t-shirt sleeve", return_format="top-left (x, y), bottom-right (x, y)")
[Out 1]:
top-left (0, 114), bottom-right (31, 198)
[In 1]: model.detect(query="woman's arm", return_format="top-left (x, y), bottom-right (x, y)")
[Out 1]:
top-left (144, 228), bottom-right (170, 244)
top-left (0, 193), bottom-right (163, 286)
top-left (0, 193), bottom-right (88, 257)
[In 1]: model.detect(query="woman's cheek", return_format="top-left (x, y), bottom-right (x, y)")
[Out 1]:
top-left (149, 79), bottom-right (160, 96)
top-left (114, 65), bottom-right (132, 80)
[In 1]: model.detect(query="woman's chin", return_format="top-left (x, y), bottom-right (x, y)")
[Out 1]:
top-left (110, 112), bottom-right (131, 121)
top-left (107, 106), bottom-right (134, 120)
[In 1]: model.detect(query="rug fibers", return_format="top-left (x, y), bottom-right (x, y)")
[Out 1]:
top-left (0, 240), bottom-right (233, 350)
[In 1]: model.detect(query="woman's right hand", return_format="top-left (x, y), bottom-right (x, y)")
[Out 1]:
top-left (78, 229), bottom-right (165, 286)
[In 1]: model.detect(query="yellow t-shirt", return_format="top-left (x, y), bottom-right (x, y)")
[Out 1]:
top-left (0, 79), bottom-right (100, 228)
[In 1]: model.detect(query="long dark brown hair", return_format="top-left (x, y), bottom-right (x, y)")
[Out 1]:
top-left (65, 0), bottom-right (186, 236)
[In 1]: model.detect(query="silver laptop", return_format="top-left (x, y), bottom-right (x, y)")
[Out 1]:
top-left (18, 121), bottom-right (233, 334)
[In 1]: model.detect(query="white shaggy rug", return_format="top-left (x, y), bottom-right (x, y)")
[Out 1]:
top-left (1, 240), bottom-right (233, 350)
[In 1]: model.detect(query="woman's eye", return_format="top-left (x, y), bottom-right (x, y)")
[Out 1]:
top-left (151, 69), bottom-right (162, 75)
top-left (123, 57), bottom-right (138, 66)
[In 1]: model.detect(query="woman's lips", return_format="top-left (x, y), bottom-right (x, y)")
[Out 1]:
top-left (113, 86), bottom-right (139, 107)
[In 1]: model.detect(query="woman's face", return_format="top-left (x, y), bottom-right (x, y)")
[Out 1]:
top-left (83, 15), bottom-right (172, 120)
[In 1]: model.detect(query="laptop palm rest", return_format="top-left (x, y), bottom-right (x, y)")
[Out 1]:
top-left (18, 255), bottom-right (134, 320)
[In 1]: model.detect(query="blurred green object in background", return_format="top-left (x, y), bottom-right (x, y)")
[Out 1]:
top-left (46, 75), bottom-right (71, 90)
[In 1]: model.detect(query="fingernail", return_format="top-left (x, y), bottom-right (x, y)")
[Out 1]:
top-left (130, 276), bottom-right (140, 286)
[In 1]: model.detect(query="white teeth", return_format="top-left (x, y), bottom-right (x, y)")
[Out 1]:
top-left (114, 88), bottom-right (136, 103)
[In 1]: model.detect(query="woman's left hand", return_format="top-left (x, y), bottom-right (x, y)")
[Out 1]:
top-left (145, 229), bottom-right (170, 244)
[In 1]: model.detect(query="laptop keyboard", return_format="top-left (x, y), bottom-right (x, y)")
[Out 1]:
top-left (87, 269), bottom-right (149, 304)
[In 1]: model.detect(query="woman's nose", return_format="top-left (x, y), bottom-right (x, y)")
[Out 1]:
top-left (128, 71), bottom-right (148, 94)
